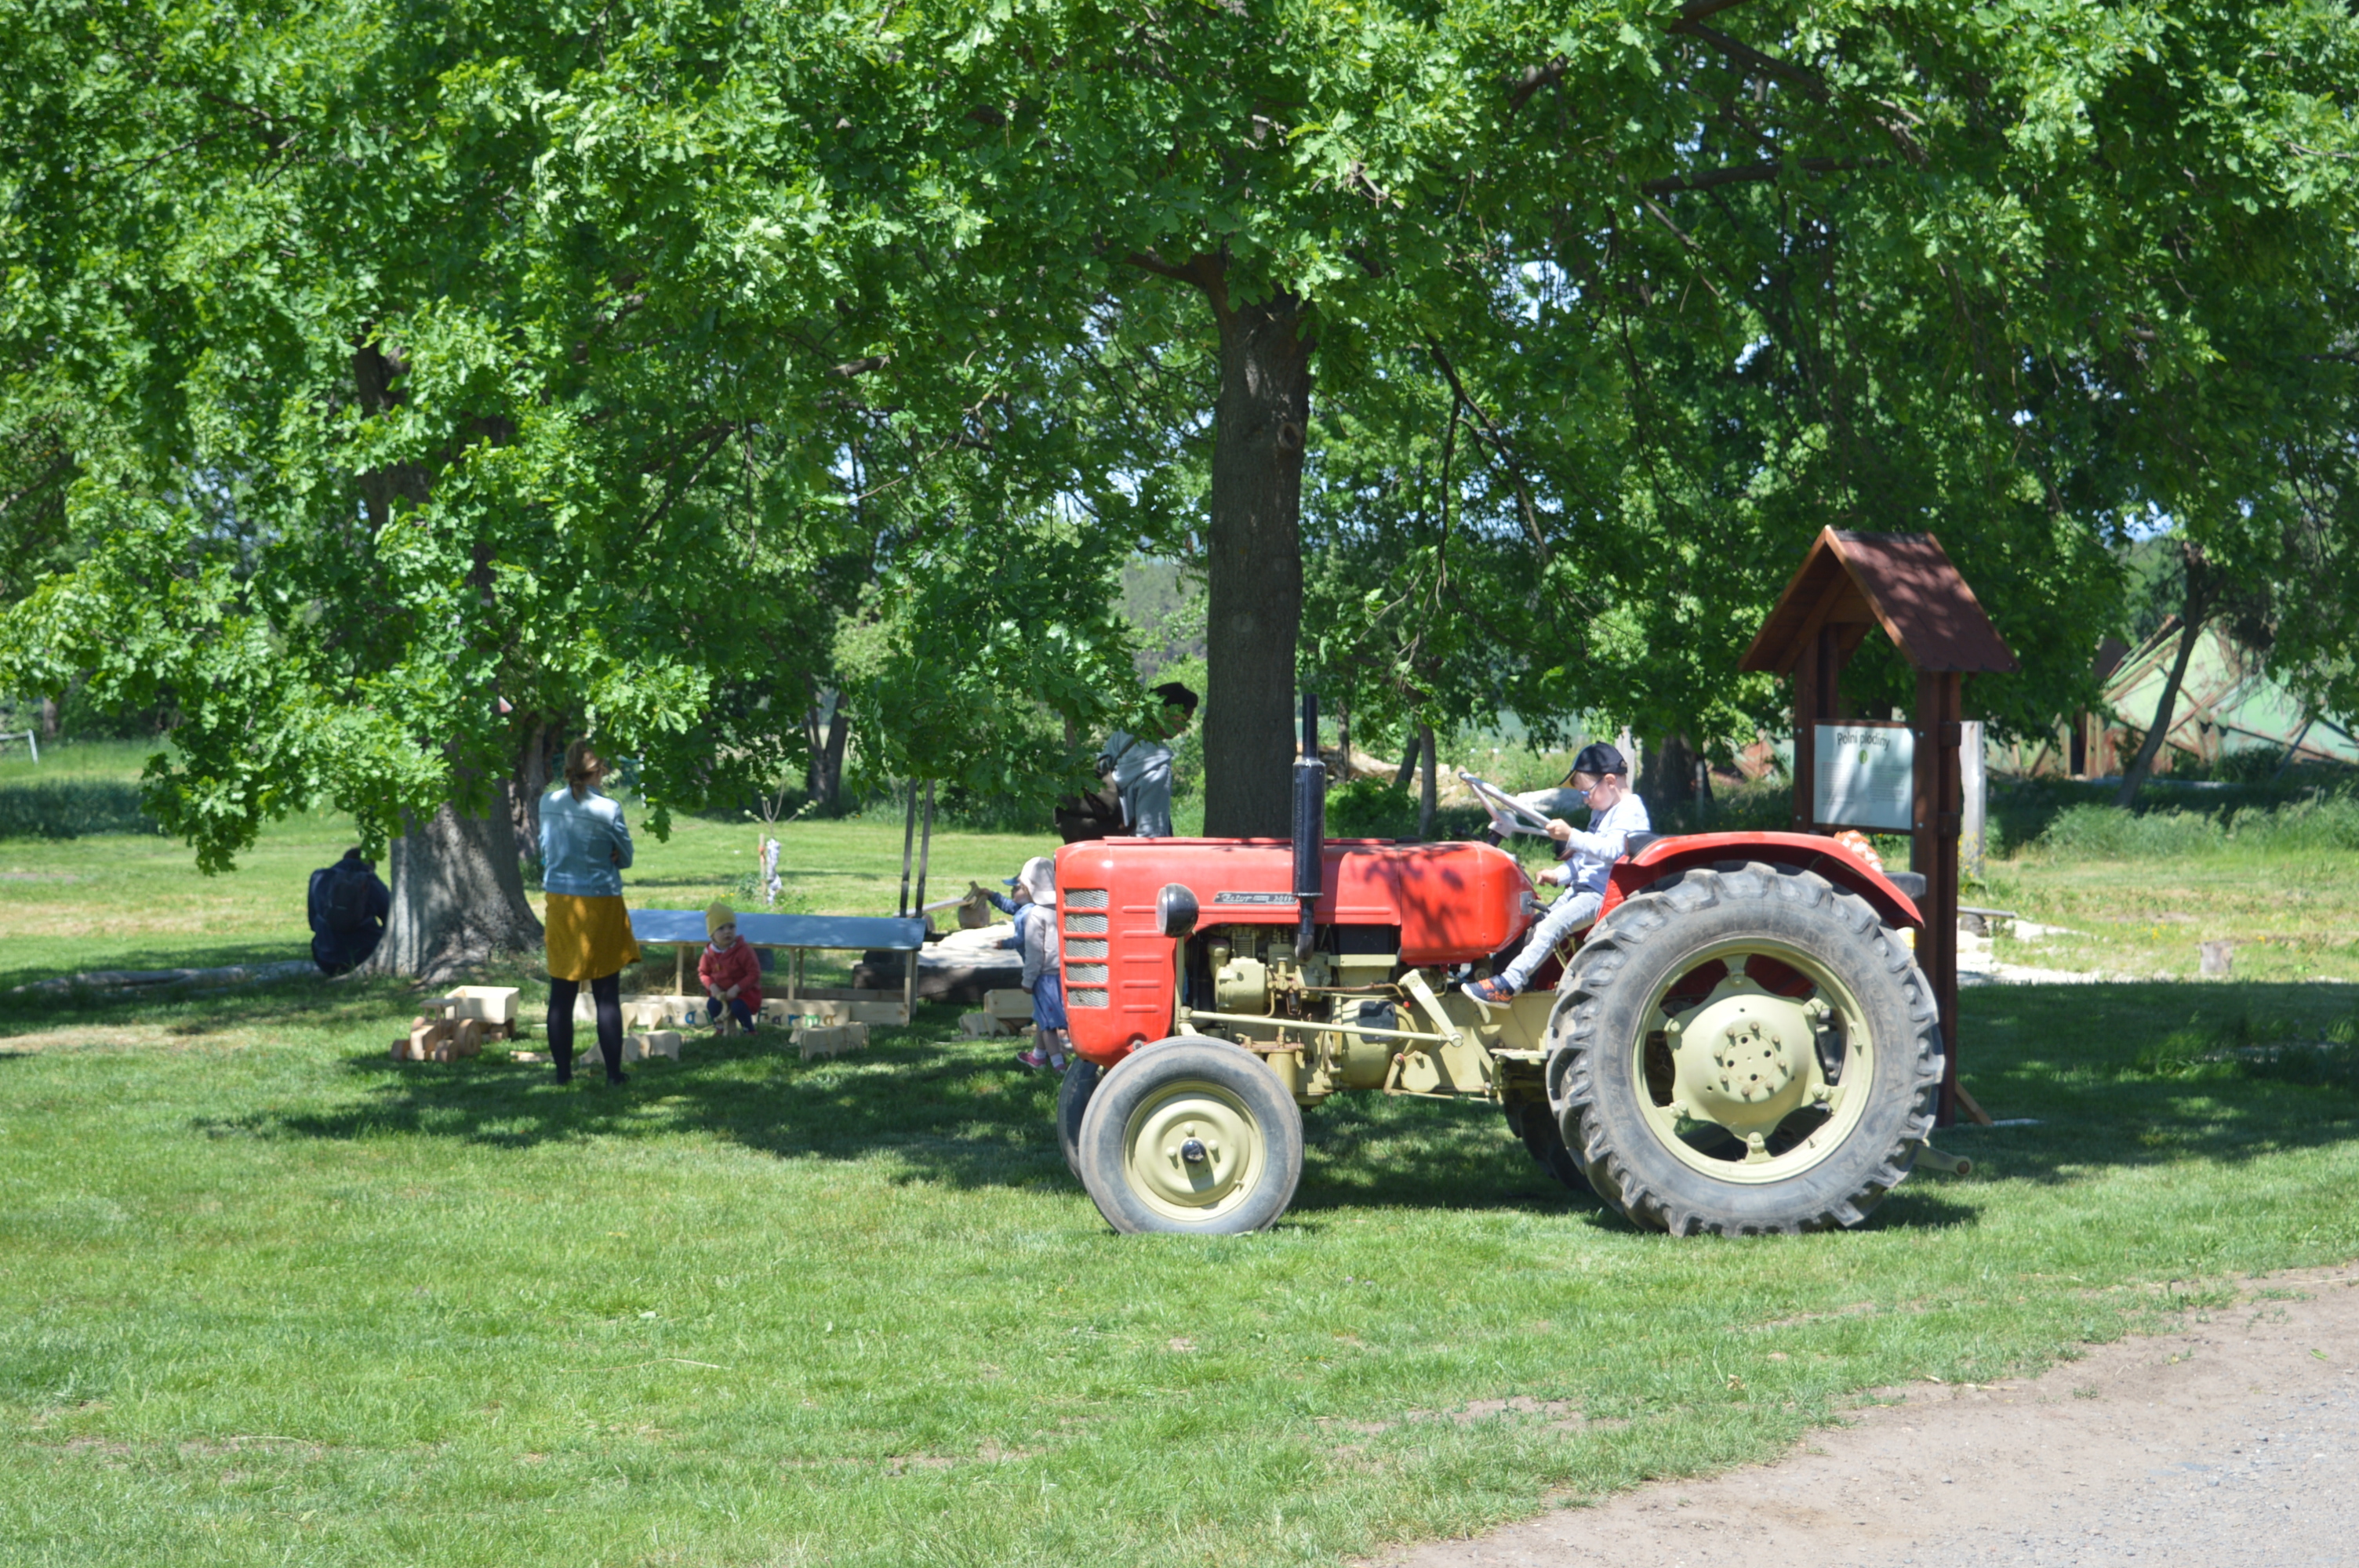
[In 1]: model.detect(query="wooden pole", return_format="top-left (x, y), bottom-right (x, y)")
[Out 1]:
top-left (1912, 670), bottom-right (1964, 1127)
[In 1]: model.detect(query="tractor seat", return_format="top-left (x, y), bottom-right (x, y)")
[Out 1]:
top-left (1885, 871), bottom-right (1928, 899)
top-left (1620, 831), bottom-right (1662, 856)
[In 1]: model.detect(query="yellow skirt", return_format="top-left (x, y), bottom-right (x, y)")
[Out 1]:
top-left (544, 894), bottom-right (642, 983)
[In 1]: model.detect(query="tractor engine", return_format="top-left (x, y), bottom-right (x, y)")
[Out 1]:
top-left (1052, 833), bottom-right (1539, 1082)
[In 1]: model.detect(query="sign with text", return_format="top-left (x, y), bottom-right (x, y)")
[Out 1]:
top-left (1812, 722), bottom-right (1916, 831)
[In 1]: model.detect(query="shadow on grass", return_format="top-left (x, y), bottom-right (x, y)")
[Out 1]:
top-left (13, 974), bottom-right (2351, 1226)
top-left (0, 940), bottom-right (322, 996)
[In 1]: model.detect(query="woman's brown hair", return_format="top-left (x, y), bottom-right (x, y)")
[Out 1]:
top-left (562, 740), bottom-right (604, 800)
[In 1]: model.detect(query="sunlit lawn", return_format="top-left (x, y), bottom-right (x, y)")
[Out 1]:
top-left (1985, 851), bottom-right (2359, 984)
top-left (1, 760), bottom-right (2356, 1564)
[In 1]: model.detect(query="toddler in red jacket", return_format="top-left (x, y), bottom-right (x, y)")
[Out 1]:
top-left (700, 902), bottom-right (762, 1033)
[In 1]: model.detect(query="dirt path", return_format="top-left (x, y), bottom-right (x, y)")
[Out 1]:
top-left (1371, 1263), bottom-right (2359, 1568)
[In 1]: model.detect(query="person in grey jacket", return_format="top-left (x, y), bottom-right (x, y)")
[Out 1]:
top-left (1096, 681), bottom-right (1198, 839)
top-left (1012, 856), bottom-right (1067, 1071)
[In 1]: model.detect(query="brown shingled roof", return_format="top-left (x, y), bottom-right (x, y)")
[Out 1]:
top-left (1740, 528), bottom-right (2018, 676)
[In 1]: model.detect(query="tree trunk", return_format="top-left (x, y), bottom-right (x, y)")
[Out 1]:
top-left (1416, 721), bottom-right (1438, 838)
top-left (1201, 279), bottom-right (1313, 837)
top-left (1641, 732), bottom-right (1697, 826)
top-left (508, 718), bottom-right (554, 862)
top-left (814, 698), bottom-right (849, 809)
top-left (2117, 551), bottom-right (2219, 808)
top-left (360, 794), bottom-right (545, 982)
top-left (1392, 729), bottom-right (1420, 790)
top-left (2115, 616), bottom-right (2205, 807)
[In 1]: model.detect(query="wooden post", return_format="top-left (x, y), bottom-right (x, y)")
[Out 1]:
top-left (675, 944), bottom-right (687, 996)
top-left (1791, 639), bottom-right (1817, 831)
top-left (1961, 720), bottom-right (1986, 878)
top-left (1912, 670), bottom-right (1964, 1127)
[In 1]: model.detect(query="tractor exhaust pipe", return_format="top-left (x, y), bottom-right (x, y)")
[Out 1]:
top-left (1292, 692), bottom-right (1325, 961)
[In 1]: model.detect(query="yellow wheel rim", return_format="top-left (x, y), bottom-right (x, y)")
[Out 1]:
top-left (1120, 1079), bottom-right (1269, 1225)
top-left (1633, 938), bottom-right (1875, 1186)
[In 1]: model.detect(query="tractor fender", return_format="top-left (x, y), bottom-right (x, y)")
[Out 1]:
top-left (1598, 831), bottom-right (1924, 933)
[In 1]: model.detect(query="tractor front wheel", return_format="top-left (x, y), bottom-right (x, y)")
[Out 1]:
top-left (1547, 862), bottom-right (1941, 1236)
top-left (1074, 1039), bottom-right (1304, 1235)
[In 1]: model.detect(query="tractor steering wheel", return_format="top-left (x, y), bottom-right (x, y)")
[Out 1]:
top-left (1455, 770), bottom-right (1557, 839)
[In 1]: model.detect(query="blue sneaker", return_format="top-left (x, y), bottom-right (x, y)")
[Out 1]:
top-left (1465, 976), bottom-right (1518, 1005)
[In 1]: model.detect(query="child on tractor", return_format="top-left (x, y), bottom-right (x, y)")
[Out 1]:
top-left (1465, 742), bottom-right (1650, 1004)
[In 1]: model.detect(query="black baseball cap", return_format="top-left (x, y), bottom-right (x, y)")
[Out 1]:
top-left (1564, 742), bottom-right (1627, 782)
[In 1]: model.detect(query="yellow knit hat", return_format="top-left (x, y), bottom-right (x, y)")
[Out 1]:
top-left (705, 901), bottom-right (737, 937)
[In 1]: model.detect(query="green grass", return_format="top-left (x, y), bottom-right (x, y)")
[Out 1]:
top-left (1982, 839), bottom-right (2359, 983)
top-left (2, 760), bottom-right (2357, 1564)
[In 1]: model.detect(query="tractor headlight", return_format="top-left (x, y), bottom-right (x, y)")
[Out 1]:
top-left (1157, 883), bottom-right (1200, 938)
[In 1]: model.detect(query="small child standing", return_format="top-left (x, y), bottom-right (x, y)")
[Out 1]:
top-left (1011, 856), bottom-right (1068, 1071)
top-left (700, 902), bottom-right (762, 1033)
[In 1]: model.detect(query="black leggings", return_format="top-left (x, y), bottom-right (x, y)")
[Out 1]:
top-left (547, 973), bottom-right (623, 1081)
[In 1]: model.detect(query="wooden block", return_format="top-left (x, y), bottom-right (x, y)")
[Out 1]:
top-left (984, 988), bottom-right (1034, 1021)
top-left (958, 1011), bottom-right (998, 1038)
top-left (787, 997), bottom-right (889, 1025)
top-left (409, 1018), bottom-right (454, 1058)
top-left (621, 1031), bottom-right (683, 1063)
top-left (794, 1023), bottom-right (868, 1060)
top-left (442, 984), bottom-right (521, 1025)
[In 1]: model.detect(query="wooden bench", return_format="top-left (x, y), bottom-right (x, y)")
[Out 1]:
top-left (626, 909), bottom-right (929, 1027)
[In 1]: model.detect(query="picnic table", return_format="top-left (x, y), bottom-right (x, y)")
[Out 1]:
top-left (627, 909), bottom-right (929, 1024)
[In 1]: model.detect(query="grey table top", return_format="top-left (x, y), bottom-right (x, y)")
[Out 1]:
top-left (627, 909), bottom-right (927, 951)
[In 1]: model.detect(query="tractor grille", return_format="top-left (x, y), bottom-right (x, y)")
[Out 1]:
top-left (1064, 938), bottom-right (1108, 960)
top-left (1064, 964), bottom-right (1109, 986)
top-left (1068, 987), bottom-right (1109, 1009)
top-left (1063, 913), bottom-right (1108, 935)
top-left (1065, 888), bottom-right (1109, 908)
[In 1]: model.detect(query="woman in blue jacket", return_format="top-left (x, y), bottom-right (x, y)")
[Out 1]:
top-left (539, 740), bottom-right (641, 1084)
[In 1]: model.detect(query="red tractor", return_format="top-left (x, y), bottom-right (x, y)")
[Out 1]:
top-left (1051, 706), bottom-right (1943, 1236)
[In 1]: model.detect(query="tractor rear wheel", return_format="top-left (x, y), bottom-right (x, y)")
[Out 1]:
top-left (1503, 1100), bottom-right (1591, 1195)
top-left (1547, 862), bottom-right (1941, 1236)
top-left (1074, 1039), bottom-right (1304, 1235)
top-left (1056, 1059), bottom-right (1100, 1181)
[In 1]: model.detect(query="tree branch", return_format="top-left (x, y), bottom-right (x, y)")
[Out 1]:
top-left (1670, 19), bottom-right (1827, 100)
top-left (1423, 339), bottom-right (1554, 564)
top-left (1643, 156), bottom-right (1881, 194)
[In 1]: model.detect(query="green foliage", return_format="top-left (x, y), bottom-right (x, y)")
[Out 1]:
top-left (2031, 795), bottom-right (2359, 861)
top-left (4, 0), bottom-right (2357, 876)
top-left (1328, 778), bottom-right (1420, 839)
